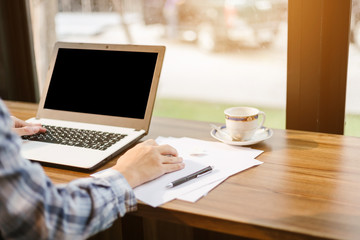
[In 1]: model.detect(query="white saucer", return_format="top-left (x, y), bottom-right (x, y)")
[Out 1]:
top-left (210, 126), bottom-right (273, 146)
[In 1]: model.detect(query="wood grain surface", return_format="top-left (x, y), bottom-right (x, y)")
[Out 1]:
top-left (5, 101), bottom-right (360, 240)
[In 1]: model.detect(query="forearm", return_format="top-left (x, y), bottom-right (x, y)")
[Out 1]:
top-left (49, 170), bottom-right (137, 238)
top-left (0, 164), bottom-right (136, 240)
top-left (0, 99), bottom-right (136, 239)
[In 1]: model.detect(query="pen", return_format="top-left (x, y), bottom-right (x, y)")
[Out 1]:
top-left (166, 165), bottom-right (214, 188)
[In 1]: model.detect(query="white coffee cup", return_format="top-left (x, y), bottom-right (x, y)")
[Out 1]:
top-left (224, 107), bottom-right (266, 141)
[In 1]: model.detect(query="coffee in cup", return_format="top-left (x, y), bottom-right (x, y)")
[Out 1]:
top-left (224, 107), bottom-right (266, 141)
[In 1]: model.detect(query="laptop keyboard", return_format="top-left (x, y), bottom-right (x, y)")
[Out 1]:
top-left (21, 125), bottom-right (127, 151)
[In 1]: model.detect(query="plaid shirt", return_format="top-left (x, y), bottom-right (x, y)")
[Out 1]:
top-left (0, 99), bottom-right (137, 240)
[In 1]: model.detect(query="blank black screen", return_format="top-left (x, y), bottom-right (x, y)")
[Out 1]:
top-left (44, 48), bottom-right (158, 119)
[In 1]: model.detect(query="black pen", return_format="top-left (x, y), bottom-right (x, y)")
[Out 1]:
top-left (166, 166), bottom-right (214, 188)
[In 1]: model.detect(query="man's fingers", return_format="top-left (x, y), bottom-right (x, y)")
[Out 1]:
top-left (156, 144), bottom-right (179, 157)
top-left (162, 155), bottom-right (183, 164)
top-left (13, 127), bottom-right (33, 136)
top-left (11, 116), bottom-right (28, 128)
top-left (38, 126), bottom-right (47, 133)
top-left (138, 140), bottom-right (178, 157)
top-left (14, 126), bottom-right (46, 136)
top-left (161, 154), bottom-right (184, 174)
top-left (163, 162), bottom-right (185, 174)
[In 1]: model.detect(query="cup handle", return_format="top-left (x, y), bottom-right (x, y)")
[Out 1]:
top-left (258, 111), bottom-right (266, 129)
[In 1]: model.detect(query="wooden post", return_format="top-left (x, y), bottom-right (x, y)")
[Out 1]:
top-left (286, 0), bottom-right (351, 134)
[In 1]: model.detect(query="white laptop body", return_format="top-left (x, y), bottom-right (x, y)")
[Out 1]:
top-left (21, 42), bottom-right (165, 171)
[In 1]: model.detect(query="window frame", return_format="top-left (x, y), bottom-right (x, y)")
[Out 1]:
top-left (286, 0), bottom-right (352, 134)
top-left (0, 0), bottom-right (39, 102)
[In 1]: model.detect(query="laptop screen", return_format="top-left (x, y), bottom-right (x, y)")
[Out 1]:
top-left (44, 48), bottom-right (158, 119)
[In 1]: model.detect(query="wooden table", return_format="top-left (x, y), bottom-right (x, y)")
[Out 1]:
top-left (5, 101), bottom-right (360, 240)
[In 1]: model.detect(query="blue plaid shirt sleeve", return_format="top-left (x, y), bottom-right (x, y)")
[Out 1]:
top-left (0, 100), bottom-right (137, 240)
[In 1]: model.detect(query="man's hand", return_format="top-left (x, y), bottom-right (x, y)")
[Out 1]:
top-left (112, 139), bottom-right (185, 188)
top-left (11, 116), bottom-right (47, 136)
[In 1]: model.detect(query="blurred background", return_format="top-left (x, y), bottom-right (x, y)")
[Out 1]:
top-left (29, 0), bottom-right (360, 136)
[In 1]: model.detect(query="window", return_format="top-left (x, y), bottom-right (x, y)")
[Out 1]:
top-left (30, 0), bottom-right (288, 130)
top-left (345, 0), bottom-right (360, 137)
top-left (30, 0), bottom-right (353, 135)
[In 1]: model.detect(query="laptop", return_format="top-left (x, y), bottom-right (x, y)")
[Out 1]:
top-left (21, 42), bottom-right (165, 172)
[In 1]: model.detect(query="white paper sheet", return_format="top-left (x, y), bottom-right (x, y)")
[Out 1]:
top-left (177, 178), bottom-right (226, 202)
top-left (133, 137), bottom-right (263, 207)
top-left (92, 136), bottom-right (264, 207)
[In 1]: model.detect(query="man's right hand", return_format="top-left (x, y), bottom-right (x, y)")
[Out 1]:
top-left (112, 139), bottom-right (184, 188)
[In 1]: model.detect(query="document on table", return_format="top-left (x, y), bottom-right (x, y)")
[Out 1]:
top-left (91, 136), bottom-right (263, 207)
top-left (133, 137), bottom-right (263, 207)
